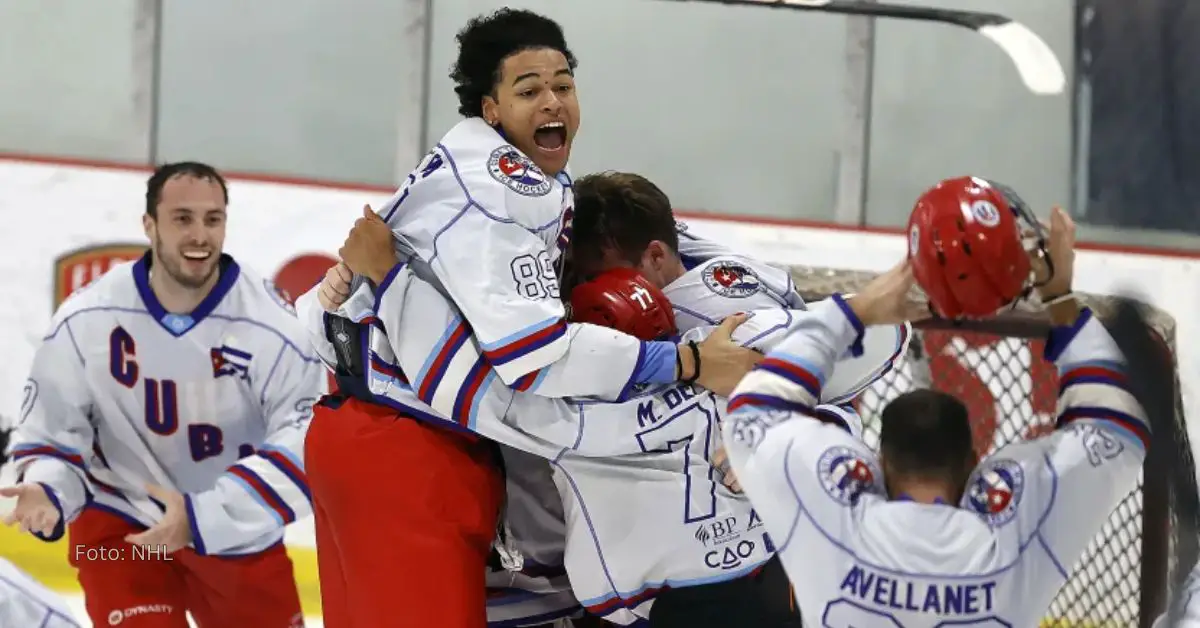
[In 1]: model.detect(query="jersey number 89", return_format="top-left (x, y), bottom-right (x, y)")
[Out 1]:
top-left (510, 251), bottom-right (558, 300)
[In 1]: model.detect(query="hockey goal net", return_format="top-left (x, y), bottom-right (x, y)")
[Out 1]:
top-left (788, 265), bottom-right (1190, 628)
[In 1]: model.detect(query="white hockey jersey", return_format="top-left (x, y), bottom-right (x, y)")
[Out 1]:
top-left (7, 255), bottom-right (323, 555)
top-left (548, 260), bottom-right (901, 624)
top-left (303, 117), bottom-right (684, 439)
top-left (722, 297), bottom-right (1149, 628)
top-left (0, 559), bottom-right (81, 628)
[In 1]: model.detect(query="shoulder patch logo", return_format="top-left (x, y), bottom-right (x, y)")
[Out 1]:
top-left (488, 146), bottom-right (553, 197)
top-left (702, 261), bottom-right (762, 298)
top-left (965, 458), bottom-right (1025, 526)
top-left (53, 243), bottom-right (147, 309)
top-left (817, 446), bottom-right (879, 506)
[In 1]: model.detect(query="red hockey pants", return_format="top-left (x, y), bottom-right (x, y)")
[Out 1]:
top-left (68, 508), bottom-right (302, 627)
top-left (305, 396), bottom-right (503, 628)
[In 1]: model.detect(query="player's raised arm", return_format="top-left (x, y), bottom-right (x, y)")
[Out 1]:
top-left (2, 314), bottom-right (96, 542)
top-left (183, 332), bottom-right (322, 555)
top-left (963, 208), bottom-right (1148, 570)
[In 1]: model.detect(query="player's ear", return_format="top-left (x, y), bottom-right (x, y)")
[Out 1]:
top-left (142, 212), bottom-right (154, 240)
top-left (643, 241), bottom-right (668, 269)
top-left (481, 96), bottom-right (500, 127)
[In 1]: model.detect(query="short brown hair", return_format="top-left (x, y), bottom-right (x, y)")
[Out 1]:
top-left (570, 171), bottom-right (678, 277)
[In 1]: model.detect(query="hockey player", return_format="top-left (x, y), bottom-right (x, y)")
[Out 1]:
top-left (1, 162), bottom-right (321, 628)
top-left (299, 9), bottom-right (761, 628)
top-left (721, 180), bottom-right (1149, 627)
top-left (0, 429), bottom-right (83, 628)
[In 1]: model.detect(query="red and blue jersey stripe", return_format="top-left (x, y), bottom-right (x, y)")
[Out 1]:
top-left (228, 464), bottom-right (296, 526)
top-left (10, 443), bottom-right (86, 469)
top-left (415, 319), bottom-right (471, 404)
top-left (481, 317), bottom-right (568, 367)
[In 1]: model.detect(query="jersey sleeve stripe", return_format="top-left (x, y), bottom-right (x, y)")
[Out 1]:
top-left (415, 320), bottom-right (472, 404)
top-left (258, 448), bottom-right (311, 502)
top-left (1058, 407), bottom-right (1150, 449)
top-left (227, 464), bottom-right (296, 526)
top-left (452, 355), bottom-right (496, 430)
top-left (755, 357), bottom-right (823, 398)
top-left (510, 368), bottom-right (543, 392)
top-left (727, 392), bottom-right (816, 416)
top-left (369, 351), bottom-right (410, 385)
top-left (9, 444), bottom-right (85, 469)
top-left (1059, 364), bottom-right (1127, 394)
top-left (482, 318), bottom-right (568, 366)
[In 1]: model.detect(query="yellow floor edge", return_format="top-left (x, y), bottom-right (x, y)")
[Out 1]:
top-left (0, 523), bottom-right (322, 616)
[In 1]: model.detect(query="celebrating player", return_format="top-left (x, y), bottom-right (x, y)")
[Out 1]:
top-left (1, 162), bottom-right (322, 628)
top-left (721, 178), bottom-right (1149, 627)
top-left (476, 171), bottom-right (903, 626)
top-left (297, 9), bottom-right (761, 628)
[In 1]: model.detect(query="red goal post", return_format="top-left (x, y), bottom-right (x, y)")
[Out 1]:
top-left (787, 265), bottom-right (1184, 627)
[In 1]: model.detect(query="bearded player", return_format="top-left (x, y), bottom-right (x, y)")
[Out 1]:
top-left (721, 177), bottom-right (1148, 627)
top-left (2, 162), bottom-right (321, 627)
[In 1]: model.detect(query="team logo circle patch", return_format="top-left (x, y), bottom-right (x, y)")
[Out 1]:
top-left (966, 458), bottom-right (1024, 526)
top-left (817, 446), bottom-right (878, 506)
top-left (488, 146), bottom-right (553, 197)
top-left (970, 199), bottom-right (1001, 227)
top-left (701, 261), bottom-right (762, 298)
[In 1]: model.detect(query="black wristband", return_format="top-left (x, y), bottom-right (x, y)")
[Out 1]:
top-left (675, 345), bottom-right (685, 381)
top-left (682, 341), bottom-right (701, 385)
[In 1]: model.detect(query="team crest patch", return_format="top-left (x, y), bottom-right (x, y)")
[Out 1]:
top-left (817, 446), bottom-right (879, 506)
top-left (488, 146), bottom-right (553, 197)
top-left (965, 458), bottom-right (1024, 526)
top-left (53, 243), bottom-right (147, 308)
top-left (702, 261), bottom-right (762, 298)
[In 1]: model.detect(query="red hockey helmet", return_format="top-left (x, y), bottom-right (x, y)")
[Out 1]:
top-left (568, 267), bottom-right (677, 341)
top-left (907, 176), bottom-right (1050, 319)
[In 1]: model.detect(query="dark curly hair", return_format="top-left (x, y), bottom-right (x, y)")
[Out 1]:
top-left (450, 8), bottom-right (578, 118)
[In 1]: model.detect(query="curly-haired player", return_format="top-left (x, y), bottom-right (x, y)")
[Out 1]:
top-left (296, 8), bottom-right (761, 628)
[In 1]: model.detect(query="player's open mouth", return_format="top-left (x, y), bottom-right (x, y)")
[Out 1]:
top-left (182, 251), bottom-right (211, 261)
top-left (533, 122), bottom-right (567, 152)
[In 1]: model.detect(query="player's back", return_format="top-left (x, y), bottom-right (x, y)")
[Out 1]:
top-left (724, 301), bottom-right (1147, 628)
top-left (17, 254), bottom-right (316, 549)
top-left (760, 421), bottom-right (1135, 628)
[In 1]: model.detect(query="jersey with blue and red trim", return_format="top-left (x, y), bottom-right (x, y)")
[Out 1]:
top-left (6, 254), bottom-right (322, 555)
top-left (721, 298), bottom-right (1149, 628)
top-left (307, 117), bottom-right (670, 410)
top-left (0, 558), bottom-right (81, 628)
